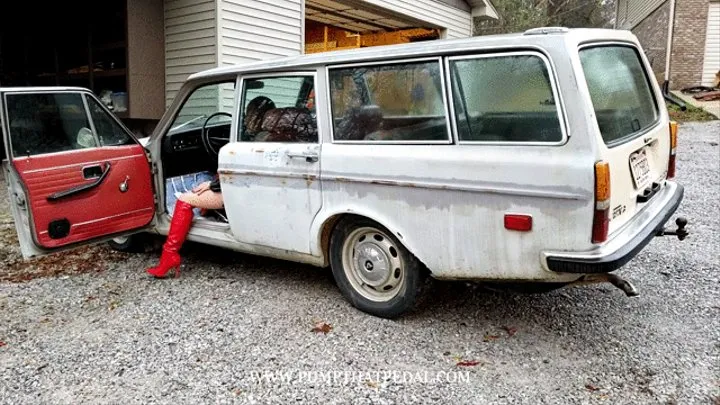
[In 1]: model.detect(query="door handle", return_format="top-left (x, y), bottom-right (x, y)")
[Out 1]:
top-left (286, 151), bottom-right (319, 163)
top-left (83, 165), bottom-right (104, 179)
top-left (47, 162), bottom-right (111, 202)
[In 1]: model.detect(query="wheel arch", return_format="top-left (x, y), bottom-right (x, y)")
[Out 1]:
top-left (311, 208), bottom-right (430, 274)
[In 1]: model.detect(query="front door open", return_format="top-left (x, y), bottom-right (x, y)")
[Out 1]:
top-left (1, 87), bottom-right (156, 259)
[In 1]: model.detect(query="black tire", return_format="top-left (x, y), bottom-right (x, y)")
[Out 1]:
top-left (107, 233), bottom-right (147, 253)
top-left (329, 216), bottom-right (426, 319)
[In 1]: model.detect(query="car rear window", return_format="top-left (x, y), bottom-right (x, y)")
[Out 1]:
top-left (579, 45), bottom-right (658, 145)
top-left (449, 53), bottom-right (563, 143)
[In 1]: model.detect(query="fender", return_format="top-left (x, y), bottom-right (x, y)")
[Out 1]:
top-left (309, 204), bottom-right (429, 270)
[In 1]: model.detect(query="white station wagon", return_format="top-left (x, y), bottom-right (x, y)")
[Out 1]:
top-left (1, 27), bottom-right (688, 318)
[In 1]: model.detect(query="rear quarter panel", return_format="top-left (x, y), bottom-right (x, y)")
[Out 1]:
top-left (310, 35), bottom-right (620, 281)
top-left (315, 141), bottom-right (595, 281)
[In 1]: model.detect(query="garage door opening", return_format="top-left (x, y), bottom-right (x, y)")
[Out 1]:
top-left (304, 0), bottom-right (441, 53)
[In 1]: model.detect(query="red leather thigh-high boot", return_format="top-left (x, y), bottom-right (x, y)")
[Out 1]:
top-left (146, 200), bottom-right (195, 278)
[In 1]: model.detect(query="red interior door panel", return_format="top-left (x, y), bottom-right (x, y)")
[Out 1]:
top-left (12, 144), bottom-right (155, 248)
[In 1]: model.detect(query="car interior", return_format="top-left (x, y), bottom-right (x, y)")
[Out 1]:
top-left (159, 77), bottom-right (317, 223)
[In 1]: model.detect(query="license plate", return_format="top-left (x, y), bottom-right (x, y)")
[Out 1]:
top-left (629, 148), bottom-right (651, 190)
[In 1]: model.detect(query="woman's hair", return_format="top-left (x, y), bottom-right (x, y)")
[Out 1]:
top-left (244, 96), bottom-right (275, 133)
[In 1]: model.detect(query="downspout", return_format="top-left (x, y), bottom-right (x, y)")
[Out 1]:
top-left (662, 0), bottom-right (686, 110)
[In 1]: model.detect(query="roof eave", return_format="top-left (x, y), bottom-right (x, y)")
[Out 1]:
top-left (465, 0), bottom-right (499, 20)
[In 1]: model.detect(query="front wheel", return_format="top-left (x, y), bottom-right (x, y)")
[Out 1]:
top-left (107, 233), bottom-right (147, 253)
top-left (329, 217), bottom-right (425, 319)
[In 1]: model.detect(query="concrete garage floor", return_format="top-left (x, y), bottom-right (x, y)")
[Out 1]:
top-left (0, 122), bottom-right (719, 404)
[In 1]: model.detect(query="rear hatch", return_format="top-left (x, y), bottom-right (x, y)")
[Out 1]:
top-left (579, 44), bottom-right (671, 236)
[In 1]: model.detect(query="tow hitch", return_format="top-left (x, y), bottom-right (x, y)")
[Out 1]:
top-left (656, 217), bottom-right (688, 240)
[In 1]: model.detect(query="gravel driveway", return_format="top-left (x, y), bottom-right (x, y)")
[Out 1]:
top-left (1, 122), bottom-right (718, 405)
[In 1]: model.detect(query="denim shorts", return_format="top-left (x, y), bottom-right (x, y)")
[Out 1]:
top-left (165, 171), bottom-right (215, 217)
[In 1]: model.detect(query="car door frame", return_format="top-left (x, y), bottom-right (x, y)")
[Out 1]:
top-left (215, 69), bottom-right (324, 254)
top-left (0, 86), bottom-right (159, 259)
top-left (139, 74), bottom-right (242, 233)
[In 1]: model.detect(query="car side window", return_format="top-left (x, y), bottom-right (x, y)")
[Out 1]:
top-left (328, 60), bottom-right (449, 142)
top-left (6, 93), bottom-right (97, 157)
top-left (239, 75), bottom-right (318, 143)
top-left (86, 96), bottom-right (134, 146)
top-left (449, 53), bottom-right (563, 143)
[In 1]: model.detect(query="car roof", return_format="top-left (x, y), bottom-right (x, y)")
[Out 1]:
top-left (188, 27), bottom-right (636, 81)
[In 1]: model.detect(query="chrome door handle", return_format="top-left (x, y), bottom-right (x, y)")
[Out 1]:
top-left (286, 151), bottom-right (319, 163)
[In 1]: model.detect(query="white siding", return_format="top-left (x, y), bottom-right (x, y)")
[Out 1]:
top-left (360, 0), bottom-right (472, 38)
top-left (218, 0), bottom-right (304, 67)
top-left (164, 0), bottom-right (218, 106)
top-left (218, 0), bottom-right (304, 111)
top-left (702, 2), bottom-right (720, 86)
top-left (617, 0), bottom-right (667, 29)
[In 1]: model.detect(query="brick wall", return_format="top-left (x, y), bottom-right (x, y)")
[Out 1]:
top-left (670, 0), bottom-right (710, 89)
top-left (632, 0), bottom-right (671, 86)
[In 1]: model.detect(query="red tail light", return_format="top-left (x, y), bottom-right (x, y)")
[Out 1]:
top-left (668, 121), bottom-right (678, 178)
top-left (592, 161), bottom-right (611, 243)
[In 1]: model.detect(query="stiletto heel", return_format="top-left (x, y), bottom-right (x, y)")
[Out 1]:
top-left (146, 200), bottom-right (194, 279)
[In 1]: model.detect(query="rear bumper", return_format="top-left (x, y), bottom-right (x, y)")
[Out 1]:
top-left (543, 181), bottom-right (684, 274)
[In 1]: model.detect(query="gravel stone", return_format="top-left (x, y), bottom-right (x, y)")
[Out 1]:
top-left (0, 121), bottom-right (718, 404)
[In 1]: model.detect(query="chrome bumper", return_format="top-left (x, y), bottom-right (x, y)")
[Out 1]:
top-left (543, 181), bottom-right (685, 274)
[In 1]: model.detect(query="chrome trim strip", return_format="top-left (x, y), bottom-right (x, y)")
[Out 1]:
top-left (219, 168), bottom-right (585, 200)
top-left (218, 168), bottom-right (317, 181)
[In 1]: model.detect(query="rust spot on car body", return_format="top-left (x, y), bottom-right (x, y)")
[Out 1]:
top-left (305, 174), bottom-right (317, 187)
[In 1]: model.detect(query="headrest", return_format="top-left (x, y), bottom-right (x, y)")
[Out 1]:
top-left (261, 107), bottom-right (317, 142)
top-left (245, 96), bottom-right (276, 133)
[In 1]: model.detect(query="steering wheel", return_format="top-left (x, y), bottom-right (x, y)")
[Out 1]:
top-left (201, 112), bottom-right (233, 157)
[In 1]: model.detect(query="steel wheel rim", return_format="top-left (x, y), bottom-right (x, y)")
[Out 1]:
top-left (341, 227), bottom-right (404, 302)
top-left (112, 236), bottom-right (129, 245)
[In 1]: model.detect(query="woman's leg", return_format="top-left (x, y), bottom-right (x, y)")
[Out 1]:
top-left (178, 189), bottom-right (224, 210)
top-left (146, 187), bottom-right (223, 279)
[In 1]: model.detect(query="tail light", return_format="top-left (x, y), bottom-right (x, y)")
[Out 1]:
top-left (668, 121), bottom-right (678, 178)
top-left (592, 161), bottom-right (611, 243)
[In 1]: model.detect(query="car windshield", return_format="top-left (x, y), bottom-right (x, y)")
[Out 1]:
top-left (168, 114), bottom-right (231, 134)
top-left (168, 82), bottom-right (236, 134)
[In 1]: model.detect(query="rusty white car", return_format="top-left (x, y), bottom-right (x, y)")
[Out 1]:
top-left (1, 27), bottom-right (688, 318)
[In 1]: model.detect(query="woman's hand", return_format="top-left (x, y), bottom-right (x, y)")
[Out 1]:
top-left (192, 181), bottom-right (211, 194)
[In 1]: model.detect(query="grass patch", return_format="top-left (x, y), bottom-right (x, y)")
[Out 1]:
top-left (667, 103), bottom-right (718, 122)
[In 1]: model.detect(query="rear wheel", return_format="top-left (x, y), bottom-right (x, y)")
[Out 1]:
top-left (107, 233), bottom-right (147, 253)
top-left (329, 217), bottom-right (425, 318)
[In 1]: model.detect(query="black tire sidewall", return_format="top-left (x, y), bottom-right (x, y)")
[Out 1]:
top-left (107, 233), bottom-right (146, 253)
top-left (329, 217), bottom-right (423, 319)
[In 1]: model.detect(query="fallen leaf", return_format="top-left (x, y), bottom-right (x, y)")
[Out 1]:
top-left (483, 333), bottom-right (500, 342)
top-left (364, 380), bottom-right (378, 388)
top-left (311, 321), bottom-right (332, 334)
top-left (108, 300), bottom-right (121, 311)
top-left (585, 383), bottom-right (601, 392)
top-left (503, 326), bottom-right (518, 336)
top-left (456, 360), bottom-right (481, 367)
top-left (0, 341), bottom-right (6, 347)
